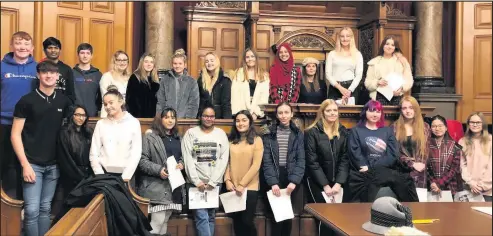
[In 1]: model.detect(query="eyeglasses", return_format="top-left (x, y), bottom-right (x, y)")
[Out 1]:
top-left (431, 125), bottom-right (445, 129)
top-left (201, 115), bottom-right (215, 120)
top-left (74, 113), bottom-right (87, 118)
top-left (115, 59), bottom-right (128, 63)
top-left (469, 121), bottom-right (483, 126)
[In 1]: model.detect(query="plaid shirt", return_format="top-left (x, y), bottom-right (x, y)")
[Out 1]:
top-left (427, 136), bottom-right (464, 194)
top-left (392, 123), bottom-right (431, 188)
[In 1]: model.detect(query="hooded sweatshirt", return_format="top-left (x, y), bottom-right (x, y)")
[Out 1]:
top-left (1, 52), bottom-right (37, 125)
top-left (73, 65), bottom-right (103, 117)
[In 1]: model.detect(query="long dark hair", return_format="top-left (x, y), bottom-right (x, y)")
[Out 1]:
top-left (229, 110), bottom-right (257, 145)
top-left (151, 107), bottom-right (179, 138)
top-left (377, 35), bottom-right (402, 56)
top-left (430, 115), bottom-right (453, 141)
top-left (66, 105), bottom-right (93, 155)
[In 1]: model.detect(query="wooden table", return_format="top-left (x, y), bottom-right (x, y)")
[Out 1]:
top-left (305, 202), bottom-right (492, 235)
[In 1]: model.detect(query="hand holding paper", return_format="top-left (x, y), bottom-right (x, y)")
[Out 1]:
top-left (267, 189), bottom-right (294, 222)
top-left (166, 156), bottom-right (186, 191)
top-left (219, 191), bottom-right (247, 213)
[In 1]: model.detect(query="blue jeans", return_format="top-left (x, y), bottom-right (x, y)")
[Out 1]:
top-left (23, 164), bottom-right (59, 236)
top-left (193, 208), bottom-right (216, 236)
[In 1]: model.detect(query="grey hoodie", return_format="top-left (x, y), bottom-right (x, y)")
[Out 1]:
top-left (156, 69), bottom-right (199, 118)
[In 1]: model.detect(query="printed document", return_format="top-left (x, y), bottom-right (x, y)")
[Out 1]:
top-left (219, 191), bottom-right (247, 213)
top-left (416, 188), bottom-right (428, 202)
top-left (321, 188), bottom-right (343, 203)
top-left (166, 156), bottom-right (186, 191)
top-left (427, 191), bottom-right (453, 202)
top-left (454, 190), bottom-right (486, 202)
top-left (267, 189), bottom-right (294, 222)
top-left (189, 186), bottom-right (220, 209)
top-left (471, 207), bottom-right (492, 216)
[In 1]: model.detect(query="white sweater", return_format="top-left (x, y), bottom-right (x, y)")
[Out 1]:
top-left (230, 68), bottom-right (270, 117)
top-left (325, 50), bottom-right (364, 92)
top-left (89, 112), bottom-right (142, 180)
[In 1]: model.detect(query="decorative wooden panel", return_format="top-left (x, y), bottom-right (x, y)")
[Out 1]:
top-left (456, 2), bottom-right (492, 123)
top-left (473, 35), bottom-right (492, 98)
top-left (256, 30), bottom-right (271, 52)
top-left (474, 3), bottom-right (492, 29)
top-left (89, 19), bottom-right (114, 73)
top-left (90, 2), bottom-right (114, 14)
top-left (220, 56), bottom-right (238, 72)
top-left (258, 57), bottom-right (271, 71)
top-left (221, 28), bottom-right (239, 51)
top-left (57, 15), bottom-right (83, 66)
top-left (0, 8), bottom-right (18, 58)
top-left (198, 28), bottom-right (216, 50)
top-left (57, 2), bottom-right (83, 10)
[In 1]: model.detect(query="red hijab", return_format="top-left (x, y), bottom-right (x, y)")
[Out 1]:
top-left (270, 43), bottom-right (294, 86)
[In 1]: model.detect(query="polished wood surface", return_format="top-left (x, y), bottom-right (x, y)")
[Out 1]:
top-left (305, 202), bottom-right (492, 236)
top-left (46, 194), bottom-right (108, 236)
top-left (0, 1), bottom-right (134, 71)
top-left (455, 2), bottom-right (492, 123)
top-left (0, 186), bottom-right (23, 236)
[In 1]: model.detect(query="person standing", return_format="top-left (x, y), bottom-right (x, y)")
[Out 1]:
top-left (11, 61), bottom-right (72, 236)
top-left (99, 51), bottom-right (131, 118)
top-left (298, 57), bottom-right (327, 104)
top-left (225, 110), bottom-right (263, 236)
top-left (73, 43), bottom-right (103, 117)
top-left (125, 53), bottom-right (160, 118)
top-left (1, 31), bottom-right (37, 199)
top-left (156, 49), bottom-right (200, 119)
top-left (42, 37), bottom-right (75, 103)
top-left (269, 43), bottom-right (302, 104)
top-left (182, 105), bottom-right (230, 236)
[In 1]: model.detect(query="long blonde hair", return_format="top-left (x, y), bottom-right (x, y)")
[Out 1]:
top-left (394, 96), bottom-right (427, 159)
top-left (306, 99), bottom-right (340, 139)
top-left (200, 52), bottom-right (220, 93)
top-left (463, 112), bottom-right (491, 156)
top-left (235, 48), bottom-right (267, 83)
top-left (335, 27), bottom-right (359, 63)
top-left (133, 52), bottom-right (159, 85)
top-left (110, 50), bottom-right (130, 79)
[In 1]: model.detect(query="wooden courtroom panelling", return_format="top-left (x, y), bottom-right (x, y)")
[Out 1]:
top-left (0, 2), bottom-right (35, 58)
top-left (1, 187), bottom-right (23, 236)
top-left (456, 2), bottom-right (492, 123)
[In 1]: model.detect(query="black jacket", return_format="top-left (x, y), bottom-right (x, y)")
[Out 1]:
top-left (125, 74), bottom-right (160, 118)
top-left (56, 126), bottom-right (93, 187)
top-left (305, 121), bottom-right (349, 187)
top-left (52, 174), bottom-right (152, 236)
top-left (197, 69), bottom-right (232, 118)
top-left (262, 121), bottom-right (305, 186)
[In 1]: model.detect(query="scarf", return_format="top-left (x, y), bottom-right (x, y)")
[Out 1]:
top-left (270, 43), bottom-right (294, 86)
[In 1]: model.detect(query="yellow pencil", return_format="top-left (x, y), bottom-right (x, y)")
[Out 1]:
top-left (413, 219), bottom-right (440, 224)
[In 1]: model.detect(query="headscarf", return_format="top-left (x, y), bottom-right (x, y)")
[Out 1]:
top-left (269, 43), bottom-right (294, 86)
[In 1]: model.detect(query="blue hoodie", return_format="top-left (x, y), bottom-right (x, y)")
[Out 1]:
top-left (1, 52), bottom-right (37, 125)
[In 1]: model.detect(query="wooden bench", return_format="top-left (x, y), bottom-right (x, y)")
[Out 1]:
top-left (1, 186), bottom-right (23, 236)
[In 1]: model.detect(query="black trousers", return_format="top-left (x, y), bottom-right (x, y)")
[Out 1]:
top-left (0, 125), bottom-right (23, 199)
top-left (305, 177), bottom-right (337, 236)
top-left (231, 190), bottom-right (258, 236)
top-left (327, 80), bottom-right (360, 103)
top-left (266, 166), bottom-right (293, 236)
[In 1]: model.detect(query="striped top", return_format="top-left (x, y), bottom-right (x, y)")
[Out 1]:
top-left (277, 125), bottom-right (291, 166)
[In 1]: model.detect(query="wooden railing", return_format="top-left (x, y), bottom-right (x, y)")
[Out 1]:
top-left (1, 186), bottom-right (23, 236)
top-left (46, 194), bottom-right (107, 236)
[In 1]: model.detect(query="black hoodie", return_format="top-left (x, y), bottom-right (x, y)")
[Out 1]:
top-left (73, 65), bottom-right (103, 117)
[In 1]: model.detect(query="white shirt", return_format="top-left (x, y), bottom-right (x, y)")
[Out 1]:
top-left (89, 111), bottom-right (142, 180)
top-left (325, 50), bottom-right (364, 92)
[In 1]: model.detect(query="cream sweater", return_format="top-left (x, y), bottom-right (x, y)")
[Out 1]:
top-left (364, 55), bottom-right (413, 100)
top-left (230, 68), bottom-right (270, 117)
top-left (459, 135), bottom-right (492, 196)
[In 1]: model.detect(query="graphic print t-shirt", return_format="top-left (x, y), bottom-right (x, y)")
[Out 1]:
top-left (349, 126), bottom-right (398, 168)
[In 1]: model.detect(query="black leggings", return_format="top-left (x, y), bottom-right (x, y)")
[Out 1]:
top-left (231, 190), bottom-right (258, 236)
top-left (305, 178), bottom-right (337, 236)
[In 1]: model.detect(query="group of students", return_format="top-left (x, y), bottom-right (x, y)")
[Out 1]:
top-left (0, 30), bottom-right (490, 236)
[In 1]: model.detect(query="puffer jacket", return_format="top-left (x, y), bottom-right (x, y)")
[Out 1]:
top-left (304, 121), bottom-right (349, 187)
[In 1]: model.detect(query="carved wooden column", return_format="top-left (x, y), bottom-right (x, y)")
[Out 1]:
top-left (146, 2), bottom-right (174, 69)
top-left (248, 2), bottom-right (259, 50)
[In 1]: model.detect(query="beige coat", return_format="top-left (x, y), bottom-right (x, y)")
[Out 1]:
top-left (459, 135), bottom-right (492, 196)
top-left (364, 55), bottom-right (413, 100)
top-left (231, 68), bottom-right (270, 117)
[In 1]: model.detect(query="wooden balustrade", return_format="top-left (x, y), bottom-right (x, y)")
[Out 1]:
top-left (1, 186), bottom-right (23, 236)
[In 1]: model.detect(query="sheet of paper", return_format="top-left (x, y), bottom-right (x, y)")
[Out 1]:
top-left (189, 186), bottom-right (220, 209)
top-left (471, 207), bottom-right (492, 216)
top-left (335, 97), bottom-right (355, 106)
top-left (377, 86), bottom-right (394, 101)
top-left (166, 156), bottom-right (186, 191)
top-left (267, 189), bottom-right (294, 222)
top-left (454, 190), bottom-right (486, 202)
top-left (104, 165), bottom-right (124, 173)
top-left (386, 72), bottom-right (404, 91)
top-left (427, 191), bottom-right (453, 202)
top-left (321, 188), bottom-right (343, 203)
top-left (416, 188), bottom-right (428, 202)
top-left (219, 191), bottom-right (247, 213)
